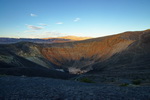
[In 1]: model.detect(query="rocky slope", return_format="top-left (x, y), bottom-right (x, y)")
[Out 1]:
top-left (41, 30), bottom-right (150, 74)
top-left (0, 43), bottom-right (75, 79)
top-left (0, 30), bottom-right (150, 82)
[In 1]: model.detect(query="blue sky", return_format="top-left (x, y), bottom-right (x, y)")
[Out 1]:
top-left (0, 0), bottom-right (150, 38)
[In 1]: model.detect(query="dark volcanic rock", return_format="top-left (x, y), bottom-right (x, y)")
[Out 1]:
top-left (0, 76), bottom-right (150, 100)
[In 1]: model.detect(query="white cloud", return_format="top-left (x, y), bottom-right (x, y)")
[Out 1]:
top-left (74, 18), bottom-right (80, 22)
top-left (38, 23), bottom-right (47, 26)
top-left (20, 29), bottom-right (67, 38)
top-left (44, 31), bottom-right (63, 37)
top-left (30, 13), bottom-right (37, 17)
top-left (56, 22), bottom-right (63, 24)
top-left (32, 31), bottom-right (66, 38)
top-left (24, 30), bottom-right (36, 33)
top-left (27, 25), bottom-right (43, 30)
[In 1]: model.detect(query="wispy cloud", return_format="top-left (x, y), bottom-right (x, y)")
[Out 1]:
top-left (74, 18), bottom-right (80, 22)
top-left (42, 31), bottom-right (67, 37)
top-left (27, 25), bottom-right (43, 30)
top-left (56, 22), bottom-right (63, 24)
top-left (20, 30), bottom-right (67, 38)
top-left (38, 23), bottom-right (47, 26)
top-left (24, 30), bottom-right (36, 33)
top-left (30, 13), bottom-right (37, 17)
top-left (32, 31), bottom-right (65, 38)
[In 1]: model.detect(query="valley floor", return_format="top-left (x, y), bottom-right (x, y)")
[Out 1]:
top-left (0, 76), bottom-right (150, 100)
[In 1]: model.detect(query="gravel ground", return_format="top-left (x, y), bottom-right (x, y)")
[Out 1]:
top-left (0, 76), bottom-right (150, 100)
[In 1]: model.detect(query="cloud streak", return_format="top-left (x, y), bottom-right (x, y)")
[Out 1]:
top-left (74, 18), bottom-right (80, 22)
top-left (30, 13), bottom-right (37, 17)
top-left (24, 30), bottom-right (36, 33)
top-left (31, 31), bottom-right (65, 38)
top-left (42, 31), bottom-right (67, 37)
top-left (56, 22), bottom-right (63, 24)
top-left (39, 23), bottom-right (47, 26)
top-left (27, 25), bottom-right (43, 30)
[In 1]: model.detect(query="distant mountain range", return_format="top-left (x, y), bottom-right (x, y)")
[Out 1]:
top-left (43, 36), bottom-right (91, 40)
top-left (0, 30), bottom-right (150, 84)
top-left (0, 36), bottom-right (92, 44)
